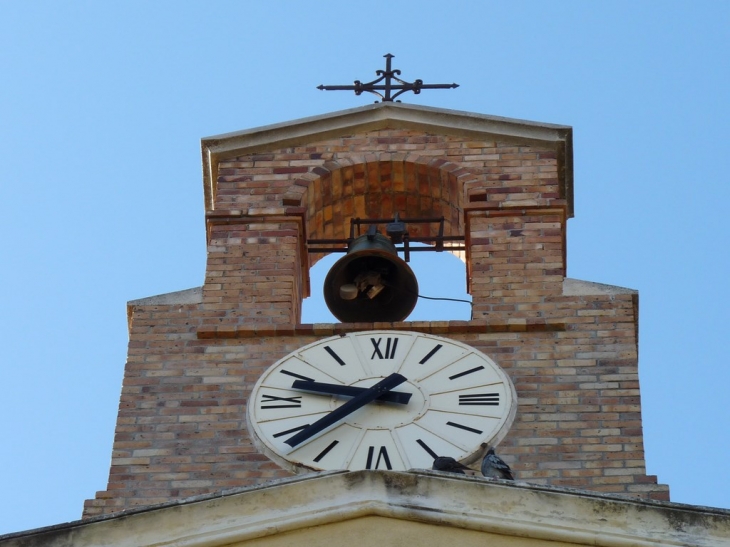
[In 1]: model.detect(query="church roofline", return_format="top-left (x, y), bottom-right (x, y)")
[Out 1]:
top-left (4, 470), bottom-right (728, 547)
top-left (200, 102), bottom-right (574, 215)
top-left (563, 278), bottom-right (638, 295)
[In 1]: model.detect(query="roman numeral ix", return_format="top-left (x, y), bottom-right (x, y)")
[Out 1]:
top-left (260, 394), bottom-right (302, 409)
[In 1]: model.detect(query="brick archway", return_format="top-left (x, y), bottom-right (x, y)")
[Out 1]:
top-left (291, 154), bottom-right (478, 268)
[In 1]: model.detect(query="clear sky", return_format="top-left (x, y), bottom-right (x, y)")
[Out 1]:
top-left (1, 0), bottom-right (729, 535)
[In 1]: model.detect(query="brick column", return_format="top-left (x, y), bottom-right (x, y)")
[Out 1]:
top-left (203, 210), bottom-right (307, 325)
top-left (466, 206), bottom-right (566, 318)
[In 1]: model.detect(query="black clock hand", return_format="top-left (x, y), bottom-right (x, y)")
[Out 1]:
top-left (290, 380), bottom-right (412, 404)
top-left (284, 373), bottom-right (407, 448)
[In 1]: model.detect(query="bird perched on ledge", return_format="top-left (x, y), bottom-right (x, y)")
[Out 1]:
top-left (481, 447), bottom-right (514, 480)
top-left (432, 456), bottom-right (474, 475)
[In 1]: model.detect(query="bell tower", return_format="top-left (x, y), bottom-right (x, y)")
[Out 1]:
top-left (82, 100), bottom-right (668, 518)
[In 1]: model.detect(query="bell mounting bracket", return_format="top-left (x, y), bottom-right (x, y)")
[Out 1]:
top-left (307, 215), bottom-right (465, 263)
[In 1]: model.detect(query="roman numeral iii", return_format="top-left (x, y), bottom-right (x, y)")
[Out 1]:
top-left (458, 393), bottom-right (499, 406)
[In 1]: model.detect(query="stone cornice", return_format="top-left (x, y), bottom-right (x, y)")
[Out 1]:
top-left (195, 319), bottom-right (566, 339)
top-left (5, 471), bottom-right (728, 547)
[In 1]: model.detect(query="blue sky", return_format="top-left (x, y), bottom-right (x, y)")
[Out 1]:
top-left (1, 0), bottom-right (729, 535)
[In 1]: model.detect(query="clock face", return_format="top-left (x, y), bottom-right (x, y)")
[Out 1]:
top-left (246, 331), bottom-right (517, 472)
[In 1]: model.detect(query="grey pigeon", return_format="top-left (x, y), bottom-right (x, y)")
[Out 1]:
top-left (481, 447), bottom-right (514, 480)
top-left (432, 456), bottom-right (472, 474)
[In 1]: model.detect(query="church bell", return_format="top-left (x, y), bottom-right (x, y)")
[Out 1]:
top-left (324, 230), bottom-right (418, 323)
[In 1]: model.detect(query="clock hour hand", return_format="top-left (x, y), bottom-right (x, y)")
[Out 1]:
top-left (290, 380), bottom-right (412, 404)
top-left (284, 373), bottom-right (408, 448)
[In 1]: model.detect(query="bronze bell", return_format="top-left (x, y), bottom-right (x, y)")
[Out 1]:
top-left (324, 231), bottom-right (418, 323)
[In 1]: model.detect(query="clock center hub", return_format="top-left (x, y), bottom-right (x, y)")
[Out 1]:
top-left (333, 377), bottom-right (429, 429)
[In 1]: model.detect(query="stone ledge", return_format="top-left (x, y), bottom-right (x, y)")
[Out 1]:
top-left (563, 278), bottom-right (637, 295)
top-left (5, 470), bottom-right (727, 547)
top-left (196, 320), bottom-right (566, 339)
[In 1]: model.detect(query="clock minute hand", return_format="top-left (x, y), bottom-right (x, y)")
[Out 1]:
top-left (290, 380), bottom-right (412, 405)
top-left (284, 373), bottom-right (408, 448)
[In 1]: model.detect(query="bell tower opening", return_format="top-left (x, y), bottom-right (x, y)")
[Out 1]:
top-left (300, 156), bottom-right (469, 323)
top-left (302, 243), bottom-right (471, 323)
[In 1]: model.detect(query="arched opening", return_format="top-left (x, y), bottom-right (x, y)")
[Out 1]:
top-left (302, 156), bottom-right (465, 268)
top-left (302, 243), bottom-right (471, 323)
top-left (299, 156), bottom-right (474, 323)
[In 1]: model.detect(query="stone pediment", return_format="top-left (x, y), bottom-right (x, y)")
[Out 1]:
top-left (200, 102), bottom-right (573, 215)
top-left (6, 471), bottom-right (728, 547)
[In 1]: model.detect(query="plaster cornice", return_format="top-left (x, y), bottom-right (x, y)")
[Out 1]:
top-left (4, 471), bottom-right (728, 547)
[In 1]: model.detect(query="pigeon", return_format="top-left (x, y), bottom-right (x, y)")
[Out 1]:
top-left (481, 447), bottom-right (514, 480)
top-left (432, 456), bottom-right (474, 475)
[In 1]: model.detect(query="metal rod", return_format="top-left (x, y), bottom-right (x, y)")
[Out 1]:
top-left (307, 236), bottom-right (465, 245)
top-left (308, 246), bottom-right (466, 254)
top-left (317, 54), bottom-right (458, 103)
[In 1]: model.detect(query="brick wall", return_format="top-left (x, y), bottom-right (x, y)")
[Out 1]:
top-left (82, 121), bottom-right (668, 518)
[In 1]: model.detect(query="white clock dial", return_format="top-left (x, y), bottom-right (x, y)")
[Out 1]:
top-left (246, 331), bottom-right (517, 472)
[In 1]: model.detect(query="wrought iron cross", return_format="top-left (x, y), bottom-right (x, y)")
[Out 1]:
top-left (317, 53), bottom-right (458, 103)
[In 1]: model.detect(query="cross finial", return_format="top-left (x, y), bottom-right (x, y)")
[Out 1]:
top-left (318, 54), bottom-right (459, 103)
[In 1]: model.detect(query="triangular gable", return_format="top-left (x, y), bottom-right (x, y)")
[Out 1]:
top-left (200, 102), bottom-right (573, 215)
top-left (6, 471), bottom-right (728, 547)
